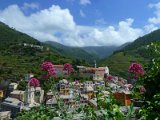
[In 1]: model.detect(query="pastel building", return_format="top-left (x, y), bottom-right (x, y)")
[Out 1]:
top-left (46, 90), bottom-right (54, 101)
top-left (59, 79), bottom-right (69, 95)
top-left (6, 83), bottom-right (18, 97)
top-left (25, 86), bottom-right (44, 107)
top-left (0, 90), bottom-right (4, 98)
top-left (77, 66), bottom-right (109, 81)
top-left (10, 90), bottom-right (25, 102)
top-left (0, 111), bottom-right (11, 120)
top-left (34, 87), bottom-right (44, 104)
top-left (83, 81), bottom-right (95, 100)
top-left (93, 67), bottom-right (105, 81)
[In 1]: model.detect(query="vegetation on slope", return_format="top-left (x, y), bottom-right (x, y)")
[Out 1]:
top-left (82, 46), bottom-right (118, 58)
top-left (45, 41), bottom-right (99, 62)
top-left (100, 29), bottom-right (160, 78)
top-left (0, 22), bottom-right (77, 81)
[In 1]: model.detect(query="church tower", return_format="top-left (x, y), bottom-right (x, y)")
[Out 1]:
top-left (25, 85), bottom-right (35, 106)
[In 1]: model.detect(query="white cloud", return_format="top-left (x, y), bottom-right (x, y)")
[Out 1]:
top-left (22, 2), bottom-right (39, 10)
top-left (80, 9), bottom-right (85, 17)
top-left (80, 18), bottom-right (143, 46)
top-left (80, 0), bottom-right (91, 5)
top-left (0, 5), bottom-right (76, 43)
top-left (0, 4), bottom-right (143, 47)
top-left (148, 2), bottom-right (160, 24)
top-left (143, 2), bottom-right (160, 33)
top-left (144, 24), bottom-right (158, 33)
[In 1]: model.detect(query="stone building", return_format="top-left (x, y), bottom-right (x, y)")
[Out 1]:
top-left (6, 83), bottom-right (18, 97)
top-left (77, 66), bottom-right (109, 81)
top-left (10, 90), bottom-right (25, 102)
top-left (0, 90), bottom-right (4, 98)
top-left (59, 79), bottom-right (69, 95)
top-left (1, 97), bottom-right (24, 117)
top-left (25, 86), bottom-right (43, 107)
top-left (83, 81), bottom-right (95, 100)
top-left (0, 111), bottom-right (11, 120)
top-left (34, 87), bottom-right (44, 104)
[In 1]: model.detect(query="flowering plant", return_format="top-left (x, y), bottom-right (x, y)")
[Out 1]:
top-left (128, 63), bottom-right (146, 100)
top-left (40, 61), bottom-right (57, 103)
top-left (106, 75), bottom-right (113, 81)
top-left (41, 61), bottom-right (56, 77)
top-left (128, 63), bottom-right (144, 79)
top-left (63, 63), bottom-right (74, 74)
top-left (28, 78), bottom-right (40, 87)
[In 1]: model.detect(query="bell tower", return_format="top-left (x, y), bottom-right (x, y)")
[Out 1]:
top-left (25, 86), bottom-right (35, 106)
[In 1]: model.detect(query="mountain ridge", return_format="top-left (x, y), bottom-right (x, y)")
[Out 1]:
top-left (44, 41), bottom-right (99, 63)
top-left (0, 22), bottom-right (74, 81)
top-left (100, 29), bottom-right (160, 78)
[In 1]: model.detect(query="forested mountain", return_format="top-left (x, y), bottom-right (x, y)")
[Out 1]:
top-left (0, 22), bottom-right (75, 81)
top-left (45, 41), bottom-right (99, 62)
top-left (81, 46), bottom-right (118, 58)
top-left (120, 29), bottom-right (160, 51)
top-left (100, 29), bottom-right (160, 78)
top-left (81, 42), bottom-right (131, 59)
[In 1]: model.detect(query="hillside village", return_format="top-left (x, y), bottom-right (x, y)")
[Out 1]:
top-left (0, 63), bottom-right (136, 119)
top-left (0, 23), bottom-right (160, 119)
top-left (1, 1), bottom-right (160, 119)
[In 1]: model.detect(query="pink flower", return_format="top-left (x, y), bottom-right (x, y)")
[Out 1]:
top-left (107, 76), bottom-right (113, 81)
top-left (128, 63), bottom-right (144, 78)
top-left (29, 78), bottom-right (40, 87)
top-left (41, 61), bottom-right (54, 71)
top-left (41, 61), bottom-right (56, 77)
top-left (63, 63), bottom-right (74, 74)
top-left (48, 68), bottom-right (56, 76)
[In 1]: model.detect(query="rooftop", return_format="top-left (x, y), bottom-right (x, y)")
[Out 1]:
top-left (11, 90), bottom-right (25, 95)
top-left (0, 111), bottom-right (10, 119)
top-left (2, 97), bottom-right (23, 108)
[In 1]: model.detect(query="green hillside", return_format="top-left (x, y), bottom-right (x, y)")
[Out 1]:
top-left (45, 41), bottom-right (99, 62)
top-left (100, 29), bottom-right (160, 78)
top-left (121, 29), bottom-right (160, 51)
top-left (0, 22), bottom-right (73, 81)
top-left (81, 42), bottom-right (131, 59)
top-left (81, 46), bottom-right (118, 58)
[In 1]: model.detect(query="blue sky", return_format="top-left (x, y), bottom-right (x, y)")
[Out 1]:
top-left (0, 0), bottom-right (160, 46)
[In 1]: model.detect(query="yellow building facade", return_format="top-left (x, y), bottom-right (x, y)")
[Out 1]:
top-left (0, 90), bottom-right (4, 98)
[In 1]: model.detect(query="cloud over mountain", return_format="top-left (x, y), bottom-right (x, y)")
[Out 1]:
top-left (0, 4), bottom-right (147, 46)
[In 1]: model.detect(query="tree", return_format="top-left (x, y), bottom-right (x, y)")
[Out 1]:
top-left (17, 81), bottom-right (27, 91)
top-left (136, 42), bottom-right (160, 119)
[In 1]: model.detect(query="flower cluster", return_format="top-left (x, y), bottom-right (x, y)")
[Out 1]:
top-left (128, 63), bottom-right (144, 78)
top-left (41, 61), bottom-right (56, 77)
top-left (106, 75), bottom-right (113, 81)
top-left (63, 63), bottom-right (74, 74)
top-left (29, 78), bottom-right (40, 87)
